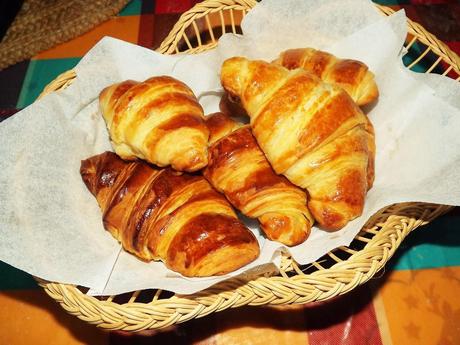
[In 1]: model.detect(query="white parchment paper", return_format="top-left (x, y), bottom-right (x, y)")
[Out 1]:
top-left (1, 0), bottom-right (459, 295)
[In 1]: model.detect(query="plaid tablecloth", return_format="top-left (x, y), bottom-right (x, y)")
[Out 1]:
top-left (1, 1), bottom-right (459, 344)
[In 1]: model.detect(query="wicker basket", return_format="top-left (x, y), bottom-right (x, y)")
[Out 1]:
top-left (36, 0), bottom-right (459, 332)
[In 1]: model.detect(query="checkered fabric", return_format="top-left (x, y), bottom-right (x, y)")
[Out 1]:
top-left (0, 1), bottom-right (459, 344)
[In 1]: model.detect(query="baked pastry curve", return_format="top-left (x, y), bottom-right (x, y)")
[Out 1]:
top-left (221, 57), bottom-right (375, 230)
top-left (274, 48), bottom-right (378, 106)
top-left (99, 76), bottom-right (209, 172)
top-left (80, 151), bottom-right (259, 277)
top-left (204, 112), bottom-right (314, 246)
top-left (219, 92), bottom-right (249, 119)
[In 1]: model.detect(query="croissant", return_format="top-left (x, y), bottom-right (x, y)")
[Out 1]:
top-left (219, 92), bottom-right (249, 119)
top-left (99, 76), bottom-right (209, 172)
top-left (221, 57), bottom-right (375, 230)
top-left (204, 113), bottom-right (314, 246)
top-left (273, 48), bottom-right (378, 106)
top-left (80, 151), bottom-right (259, 277)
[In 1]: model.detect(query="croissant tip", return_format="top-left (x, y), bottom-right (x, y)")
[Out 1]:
top-left (259, 213), bottom-right (311, 246)
top-left (80, 151), bottom-right (118, 195)
top-left (80, 158), bottom-right (97, 195)
top-left (170, 150), bottom-right (209, 172)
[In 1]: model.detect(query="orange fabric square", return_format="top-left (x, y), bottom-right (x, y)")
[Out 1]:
top-left (0, 290), bottom-right (108, 345)
top-left (379, 267), bottom-right (460, 345)
top-left (35, 16), bottom-right (141, 59)
top-left (199, 306), bottom-right (310, 345)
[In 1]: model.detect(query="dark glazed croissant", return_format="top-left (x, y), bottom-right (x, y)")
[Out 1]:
top-left (221, 57), bottom-right (375, 230)
top-left (274, 48), bottom-right (378, 106)
top-left (99, 76), bottom-right (209, 172)
top-left (204, 113), bottom-right (314, 246)
top-left (80, 151), bottom-right (259, 277)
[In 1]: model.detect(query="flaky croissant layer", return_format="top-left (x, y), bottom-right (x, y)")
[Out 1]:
top-left (204, 113), bottom-right (314, 246)
top-left (274, 48), bottom-right (379, 106)
top-left (80, 151), bottom-right (260, 277)
top-left (221, 57), bottom-right (375, 230)
top-left (99, 76), bottom-right (209, 172)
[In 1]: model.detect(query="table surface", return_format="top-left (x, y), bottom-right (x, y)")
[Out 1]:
top-left (1, 1), bottom-right (460, 344)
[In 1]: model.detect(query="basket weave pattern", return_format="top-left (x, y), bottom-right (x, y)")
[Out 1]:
top-left (0, 0), bottom-right (130, 71)
top-left (36, 0), bottom-right (459, 332)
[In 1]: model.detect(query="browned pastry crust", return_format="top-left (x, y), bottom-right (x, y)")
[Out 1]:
top-left (99, 76), bottom-right (209, 172)
top-left (204, 113), bottom-right (314, 246)
top-left (364, 117), bottom-right (375, 189)
top-left (274, 48), bottom-right (379, 106)
top-left (80, 151), bottom-right (260, 277)
top-left (219, 92), bottom-right (249, 119)
top-left (221, 57), bottom-right (375, 230)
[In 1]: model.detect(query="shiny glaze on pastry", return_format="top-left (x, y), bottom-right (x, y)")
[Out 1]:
top-left (99, 76), bottom-right (209, 172)
top-left (80, 151), bottom-right (259, 277)
top-left (204, 113), bottom-right (314, 246)
top-left (274, 48), bottom-right (378, 106)
top-left (221, 57), bottom-right (375, 230)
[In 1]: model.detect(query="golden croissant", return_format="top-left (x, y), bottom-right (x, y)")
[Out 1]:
top-left (221, 57), bottom-right (375, 230)
top-left (99, 76), bottom-right (209, 172)
top-left (204, 112), bottom-right (314, 246)
top-left (80, 151), bottom-right (259, 277)
top-left (274, 48), bottom-right (378, 106)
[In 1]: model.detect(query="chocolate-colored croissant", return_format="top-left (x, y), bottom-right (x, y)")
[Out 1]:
top-left (221, 57), bottom-right (375, 230)
top-left (80, 151), bottom-right (259, 277)
top-left (274, 48), bottom-right (378, 106)
top-left (99, 76), bottom-right (209, 172)
top-left (204, 113), bottom-right (314, 246)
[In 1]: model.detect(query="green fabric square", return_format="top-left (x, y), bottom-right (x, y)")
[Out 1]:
top-left (403, 42), bottom-right (428, 73)
top-left (374, 1), bottom-right (410, 5)
top-left (390, 213), bottom-right (460, 271)
top-left (16, 58), bottom-right (80, 108)
top-left (0, 262), bottom-right (38, 290)
top-left (119, 0), bottom-right (142, 16)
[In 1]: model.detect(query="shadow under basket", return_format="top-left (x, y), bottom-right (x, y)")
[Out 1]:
top-left (36, 0), bottom-right (459, 332)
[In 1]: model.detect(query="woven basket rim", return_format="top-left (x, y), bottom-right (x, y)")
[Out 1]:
top-left (156, 1), bottom-right (460, 74)
top-left (34, 1), bottom-right (457, 332)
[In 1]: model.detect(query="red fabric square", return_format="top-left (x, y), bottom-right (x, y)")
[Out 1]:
top-left (446, 41), bottom-right (460, 57)
top-left (155, 0), bottom-right (194, 14)
top-left (153, 13), bottom-right (182, 49)
top-left (138, 14), bottom-right (155, 48)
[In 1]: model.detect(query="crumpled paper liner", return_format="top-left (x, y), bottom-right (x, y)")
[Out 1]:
top-left (0, 0), bottom-right (459, 295)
